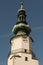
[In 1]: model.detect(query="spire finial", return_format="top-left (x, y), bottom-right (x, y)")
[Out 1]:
top-left (20, 0), bottom-right (24, 9)
top-left (18, 0), bottom-right (25, 13)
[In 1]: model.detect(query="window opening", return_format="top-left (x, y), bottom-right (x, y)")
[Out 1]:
top-left (25, 49), bottom-right (27, 52)
top-left (25, 57), bottom-right (28, 61)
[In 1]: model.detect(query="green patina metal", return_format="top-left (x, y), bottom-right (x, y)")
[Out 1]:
top-left (12, 2), bottom-right (31, 36)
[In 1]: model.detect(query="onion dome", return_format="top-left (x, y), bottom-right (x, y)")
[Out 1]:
top-left (12, 2), bottom-right (31, 36)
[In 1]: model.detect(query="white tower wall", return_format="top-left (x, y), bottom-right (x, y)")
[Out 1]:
top-left (7, 35), bottom-right (39, 65)
top-left (11, 36), bottom-right (32, 53)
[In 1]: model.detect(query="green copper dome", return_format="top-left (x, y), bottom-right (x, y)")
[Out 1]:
top-left (12, 23), bottom-right (31, 35)
top-left (12, 2), bottom-right (31, 36)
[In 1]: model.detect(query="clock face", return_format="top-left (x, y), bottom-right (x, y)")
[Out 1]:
top-left (22, 36), bottom-right (28, 42)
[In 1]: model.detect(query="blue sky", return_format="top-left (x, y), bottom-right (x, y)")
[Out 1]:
top-left (0, 0), bottom-right (43, 65)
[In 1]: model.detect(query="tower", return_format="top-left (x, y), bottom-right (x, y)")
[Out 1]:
top-left (7, 2), bottom-right (39, 65)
